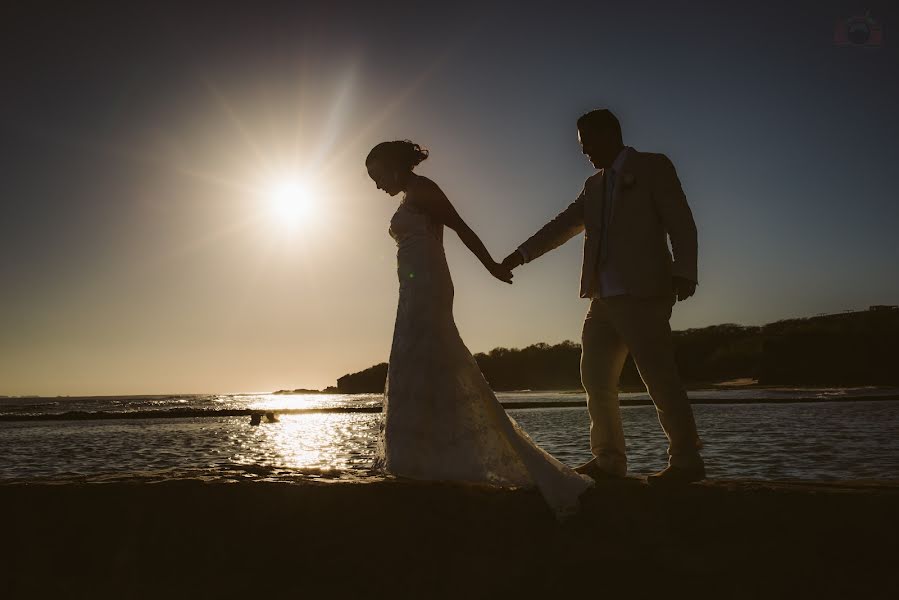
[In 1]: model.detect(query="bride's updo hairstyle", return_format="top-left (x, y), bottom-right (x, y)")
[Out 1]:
top-left (366, 140), bottom-right (429, 174)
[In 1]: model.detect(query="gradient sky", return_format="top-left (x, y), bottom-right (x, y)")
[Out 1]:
top-left (2, 1), bottom-right (897, 396)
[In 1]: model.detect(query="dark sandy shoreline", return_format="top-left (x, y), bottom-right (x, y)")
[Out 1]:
top-left (2, 476), bottom-right (898, 599)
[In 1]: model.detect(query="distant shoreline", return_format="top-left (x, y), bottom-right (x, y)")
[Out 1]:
top-left (271, 378), bottom-right (891, 396)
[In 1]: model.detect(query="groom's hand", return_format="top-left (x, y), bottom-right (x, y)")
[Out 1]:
top-left (672, 276), bottom-right (697, 302)
top-left (488, 261), bottom-right (514, 284)
top-left (501, 251), bottom-right (524, 271)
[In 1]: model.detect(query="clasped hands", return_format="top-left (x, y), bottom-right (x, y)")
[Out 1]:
top-left (493, 250), bottom-right (696, 303)
top-left (482, 251), bottom-right (519, 284)
top-left (485, 251), bottom-right (521, 285)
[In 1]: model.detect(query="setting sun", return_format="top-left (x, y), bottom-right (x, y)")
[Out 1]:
top-left (267, 178), bottom-right (317, 227)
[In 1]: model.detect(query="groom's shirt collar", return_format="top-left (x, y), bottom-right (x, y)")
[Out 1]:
top-left (608, 145), bottom-right (632, 174)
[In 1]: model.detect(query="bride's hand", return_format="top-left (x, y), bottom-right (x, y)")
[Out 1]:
top-left (488, 261), bottom-right (514, 284)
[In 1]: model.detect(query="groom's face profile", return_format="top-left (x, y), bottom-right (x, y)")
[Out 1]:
top-left (578, 128), bottom-right (618, 170)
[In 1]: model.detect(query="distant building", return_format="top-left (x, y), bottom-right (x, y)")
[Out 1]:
top-left (870, 305), bottom-right (899, 311)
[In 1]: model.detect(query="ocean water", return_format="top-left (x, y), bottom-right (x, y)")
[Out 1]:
top-left (1, 389), bottom-right (898, 482)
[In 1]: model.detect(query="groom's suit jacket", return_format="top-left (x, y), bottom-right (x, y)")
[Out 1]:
top-left (518, 148), bottom-right (697, 299)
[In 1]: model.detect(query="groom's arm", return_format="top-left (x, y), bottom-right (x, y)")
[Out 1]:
top-left (652, 154), bottom-right (698, 286)
top-left (503, 186), bottom-right (588, 269)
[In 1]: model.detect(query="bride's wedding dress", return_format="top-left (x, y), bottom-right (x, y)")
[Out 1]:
top-left (373, 194), bottom-right (593, 518)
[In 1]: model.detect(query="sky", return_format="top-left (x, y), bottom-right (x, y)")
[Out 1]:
top-left (1, 1), bottom-right (897, 396)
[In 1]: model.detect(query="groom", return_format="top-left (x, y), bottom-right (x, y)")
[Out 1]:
top-left (502, 108), bottom-right (705, 486)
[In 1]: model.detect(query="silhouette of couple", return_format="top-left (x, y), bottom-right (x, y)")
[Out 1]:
top-left (367, 109), bottom-right (704, 518)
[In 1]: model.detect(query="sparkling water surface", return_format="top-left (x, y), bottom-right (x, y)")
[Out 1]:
top-left (1, 391), bottom-right (898, 482)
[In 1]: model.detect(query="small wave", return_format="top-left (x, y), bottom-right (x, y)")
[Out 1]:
top-left (0, 406), bottom-right (383, 422)
top-left (3, 395), bottom-right (898, 422)
top-left (0, 402), bottom-right (61, 411)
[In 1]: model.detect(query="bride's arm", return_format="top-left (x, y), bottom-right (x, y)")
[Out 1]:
top-left (450, 212), bottom-right (513, 284)
top-left (408, 177), bottom-right (512, 284)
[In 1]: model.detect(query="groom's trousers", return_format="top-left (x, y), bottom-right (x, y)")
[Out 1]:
top-left (580, 294), bottom-right (703, 475)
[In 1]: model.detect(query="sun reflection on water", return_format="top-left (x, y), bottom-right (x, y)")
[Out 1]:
top-left (231, 413), bottom-right (380, 472)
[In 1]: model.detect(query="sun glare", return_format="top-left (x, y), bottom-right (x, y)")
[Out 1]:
top-left (267, 178), bottom-right (316, 228)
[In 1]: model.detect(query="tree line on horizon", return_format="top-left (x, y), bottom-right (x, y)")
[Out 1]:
top-left (331, 306), bottom-right (899, 393)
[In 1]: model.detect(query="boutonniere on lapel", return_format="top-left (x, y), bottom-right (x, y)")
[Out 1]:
top-left (620, 172), bottom-right (636, 189)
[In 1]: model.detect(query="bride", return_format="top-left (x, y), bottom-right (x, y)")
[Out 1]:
top-left (366, 140), bottom-right (592, 518)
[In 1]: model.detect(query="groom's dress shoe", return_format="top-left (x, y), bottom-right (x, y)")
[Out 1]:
top-left (646, 464), bottom-right (706, 487)
top-left (575, 459), bottom-right (625, 481)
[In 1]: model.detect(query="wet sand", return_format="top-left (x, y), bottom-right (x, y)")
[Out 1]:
top-left (2, 476), bottom-right (898, 599)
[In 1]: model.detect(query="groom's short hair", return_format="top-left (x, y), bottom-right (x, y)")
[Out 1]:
top-left (577, 109), bottom-right (622, 144)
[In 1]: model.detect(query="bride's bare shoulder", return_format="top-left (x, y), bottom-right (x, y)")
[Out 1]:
top-left (405, 175), bottom-right (458, 225)
top-left (407, 174), bottom-right (447, 200)
top-left (406, 175), bottom-right (450, 209)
